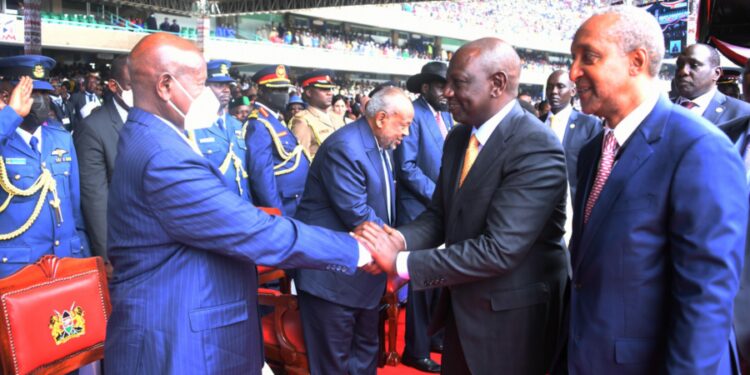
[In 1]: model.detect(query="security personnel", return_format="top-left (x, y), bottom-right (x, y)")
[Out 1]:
top-left (289, 69), bottom-right (341, 158)
top-left (244, 65), bottom-right (309, 216)
top-left (0, 56), bottom-right (90, 278)
top-left (188, 59), bottom-right (252, 200)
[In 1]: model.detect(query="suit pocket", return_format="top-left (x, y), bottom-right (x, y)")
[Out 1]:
top-left (490, 282), bottom-right (550, 311)
top-left (615, 338), bottom-right (659, 364)
top-left (189, 300), bottom-right (249, 332)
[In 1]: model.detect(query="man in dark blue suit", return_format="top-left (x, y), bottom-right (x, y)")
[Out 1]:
top-left (674, 43), bottom-right (750, 124)
top-left (105, 33), bottom-right (375, 375)
top-left (395, 61), bottom-right (452, 373)
top-left (544, 70), bottom-right (600, 201)
top-left (557, 8), bottom-right (747, 374)
top-left (294, 87), bottom-right (414, 375)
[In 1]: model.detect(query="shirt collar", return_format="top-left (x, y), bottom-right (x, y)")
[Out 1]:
top-left (472, 99), bottom-right (517, 146)
top-left (152, 114), bottom-right (204, 156)
top-left (15, 125), bottom-right (43, 151)
top-left (678, 87), bottom-right (716, 114)
top-left (606, 91), bottom-right (660, 147)
top-left (113, 99), bottom-right (129, 123)
top-left (551, 104), bottom-right (573, 122)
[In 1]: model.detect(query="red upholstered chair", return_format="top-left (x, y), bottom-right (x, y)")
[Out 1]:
top-left (259, 288), bottom-right (308, 375)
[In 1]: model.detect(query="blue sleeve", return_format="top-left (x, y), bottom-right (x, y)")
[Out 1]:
top-left (0, 106), bottom-right (23, 141)
top-left (667, 133), bottom-right (748, 373)
top-left (319, 143), bottom-right (384, 229)
top-left (244, 120), bottom-right (284, 211)
top-left (68, 138), bottom-right (91, 256)
top-left (143, 148), bottom-right (359, 272)
top-left (394, 119), bottom-right (435, 205)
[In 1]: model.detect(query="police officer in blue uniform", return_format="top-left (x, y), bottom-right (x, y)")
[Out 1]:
top-left (244, 65), bottom-right (310, 216)
top-left (0, 55), bottom-right (90, 278)
top-left (188, 59), bottom-right (253, 200)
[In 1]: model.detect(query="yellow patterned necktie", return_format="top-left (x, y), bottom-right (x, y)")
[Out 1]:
top-left (459, 134), bottom-right (480, 187)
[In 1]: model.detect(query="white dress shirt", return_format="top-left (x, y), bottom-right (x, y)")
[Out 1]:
top-left (16, 126), bottom-right (43, 156)
top-left (545, 104), bottom-right (573, 142)
top-left (396, 100), bottom-right (518, 279)
top-left (608, 91), bottom-right (660, 149)
top-left (677, 88), bottom-right (716, 117)
top-left (113, 99), bottom-right (129, 124)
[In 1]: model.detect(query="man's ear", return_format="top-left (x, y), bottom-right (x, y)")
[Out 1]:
top-left (155, 73), bottom-right (173, 101)
top-left (490, 71), bottom-right (507, 98)
top-left (375, 111), bottom-right (388, 128)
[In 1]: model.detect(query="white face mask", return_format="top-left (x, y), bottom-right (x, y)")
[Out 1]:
top-left (114, 80), bottom-right (134, 108)
top-left (167, 76), bottom-right (220, 131)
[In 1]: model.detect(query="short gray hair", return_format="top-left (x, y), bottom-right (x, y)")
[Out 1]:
top-left (595, 6), bottom-right (665, 77)
top-left (364, 86), bottom-right (408, 119)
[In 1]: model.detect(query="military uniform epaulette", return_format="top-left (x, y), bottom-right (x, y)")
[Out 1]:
top-left (249, 109), bottom-right (260, 120)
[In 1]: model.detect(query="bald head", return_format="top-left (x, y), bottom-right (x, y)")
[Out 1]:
top-left (444, 37), bottom-right (521, 126)
top-left (130, 32), bottom-right (206, 127)
top-left (365, 86), bottom-right (414, 150)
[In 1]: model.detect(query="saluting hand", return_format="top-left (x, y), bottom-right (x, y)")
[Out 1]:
top-left (7, 76), bottom-right (34, 118)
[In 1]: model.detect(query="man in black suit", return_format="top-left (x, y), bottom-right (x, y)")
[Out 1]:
top-left (674, 43), bottom-right (750, 124)
top-left (544, 70), bottom-right (600, 201)
top-left (159, 17), bottom-right (170, 32)
top-left (360, 37), bottom-right (569, 374)
top-left (49, 78), bottom-right (74, 131)
top-left (73, 55), bottom-right (131, 271)
top-left (169, 19), bottom-right (180, 33)
top-left (69, 73), bottom-right (101, 131)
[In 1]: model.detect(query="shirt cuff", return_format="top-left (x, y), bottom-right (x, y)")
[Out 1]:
top-left (357, 243), bottom-right (373, 267)
top-left (396, 251), bottom-right (410, 279)
top-left (394, 230), bottom-right (407, 250)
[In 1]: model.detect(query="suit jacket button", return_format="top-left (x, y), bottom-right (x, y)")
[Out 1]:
top-left (54, 240), bottom-right (60, 246)
top-left (1, 257), bottom-right (7, 263)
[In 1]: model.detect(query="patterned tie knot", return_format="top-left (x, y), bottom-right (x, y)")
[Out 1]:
top-left (680, 100), bottom-right (696, 109)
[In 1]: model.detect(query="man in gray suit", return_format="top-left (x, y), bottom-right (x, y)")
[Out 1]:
top-left (359, 37), bottom-right (569, 374)
top-left (73, 55), bottom-right (131, 269)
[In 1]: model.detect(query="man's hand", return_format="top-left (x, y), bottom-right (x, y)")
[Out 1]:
top-left (355, 222), bottom-right (404, 275)
top-left (6, 76), bottom-right (33, 117)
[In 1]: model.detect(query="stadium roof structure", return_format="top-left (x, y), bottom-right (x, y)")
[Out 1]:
top-left (95, 0), bottom-right (432, 16)
top-left (698, 0), bottom-right (749, 66)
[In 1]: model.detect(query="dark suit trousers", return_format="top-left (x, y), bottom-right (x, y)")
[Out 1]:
top-left (442, 311), bottom-right (471, 375)
top-left (299, 291), bottom-right (379, 375)
top-left (404, 282), bottom-right (443, 358)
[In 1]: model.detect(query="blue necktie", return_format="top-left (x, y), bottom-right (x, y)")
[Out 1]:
top-left (217, 117), bottom-right (225, 131)
top-left (29, 136), bottom-right (40, 159)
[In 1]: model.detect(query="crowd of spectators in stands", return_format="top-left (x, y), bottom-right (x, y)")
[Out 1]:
top-left (255, 23), bottom-right (447, 61)
top-left (399, 0), bottom-right (600, 41)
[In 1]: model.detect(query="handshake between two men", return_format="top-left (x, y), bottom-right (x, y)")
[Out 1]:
top-left (352, 221), bottom-right (405, 279)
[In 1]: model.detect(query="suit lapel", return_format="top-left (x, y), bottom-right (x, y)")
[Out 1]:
top-left (703, 91), bottom-right (727, 124)
top-left (563, 110), bottom-right (579, 148)
top-left (569, 133), bottom-right (602, 266)
top-left (358, 120), bottom-right (390, 222)
top-left (105, 100), bottom-right (125, 132)
top-left (418, 98), bottom-right (444, 147)
top-left (573, 97), bottom-right (669, 273)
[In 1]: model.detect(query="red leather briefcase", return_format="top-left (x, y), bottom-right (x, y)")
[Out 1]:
top-left (0, 255), bottom-right (111, 375)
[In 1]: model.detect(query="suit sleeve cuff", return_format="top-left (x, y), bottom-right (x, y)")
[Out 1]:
top-left (396, 251), bottom-right (410, 279)
top-left (357, 243), bottom-right (372, 267)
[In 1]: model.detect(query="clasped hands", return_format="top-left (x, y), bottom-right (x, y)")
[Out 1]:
top-left (352, 221), bottom-right (405, 277)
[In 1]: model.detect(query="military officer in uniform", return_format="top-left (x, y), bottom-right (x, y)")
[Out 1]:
top-left (188, 60), bottom-right (253, 201)
top-left (0, 56), bottom-right (90, 278)
top-left (244, 65), bottom-right (309, 216)
top-left (289, 69), bottom-right (341, 158)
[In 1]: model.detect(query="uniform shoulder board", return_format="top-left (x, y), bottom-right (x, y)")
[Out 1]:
top-left (248, 109), bottom-right (260, 120)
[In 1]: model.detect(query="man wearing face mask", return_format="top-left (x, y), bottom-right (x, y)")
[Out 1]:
top-left (243, 65), bottom-right (308, 215)
top-left (73, 54), bottom-right (131, 267)
top-left (105, 33), bottom-right (377, 374)
top-left (186, 59), bottom-right (253, 201)
top-left (0, 55), bottom-right (90, 278)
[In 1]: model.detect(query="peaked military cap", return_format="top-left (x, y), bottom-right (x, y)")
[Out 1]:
top-left (297, 69), bottom-right (337, 89)
top-left (206, 59), bottom-right (235, 84)
top-left (251, 65), bottom-right (292, 88)
top-left (0, 55), bottom-right (56, 91)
